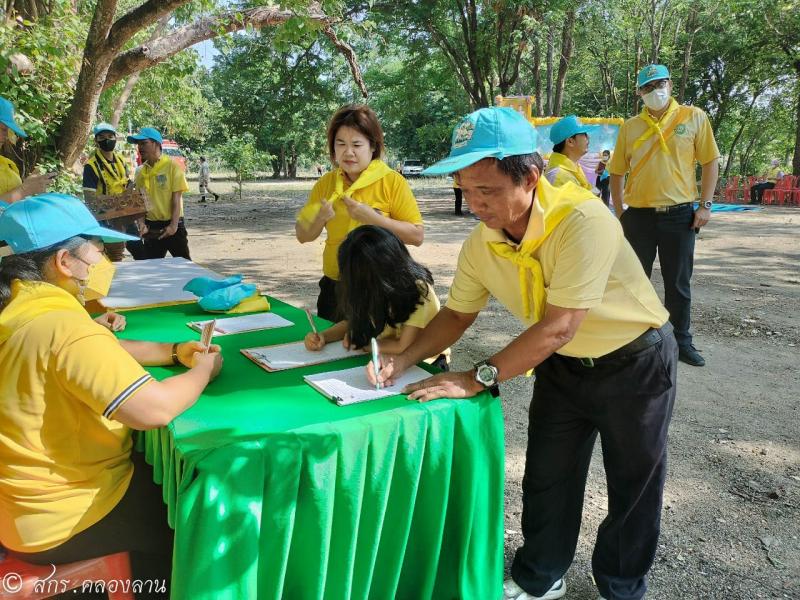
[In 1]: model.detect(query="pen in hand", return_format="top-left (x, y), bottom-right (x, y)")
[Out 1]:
top-left (305, 309), bottom-right (318, 335)
top-left (371, 337), bottom-right (381, 391)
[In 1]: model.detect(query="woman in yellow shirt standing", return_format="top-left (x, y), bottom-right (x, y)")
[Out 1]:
top-left (0, 96), bottom-right (51, 207)
top-left (0, 194), bottom-right (223, 592)
top-left (295, 105), bottom-right (424, 321)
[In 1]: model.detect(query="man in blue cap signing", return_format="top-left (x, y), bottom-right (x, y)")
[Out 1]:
top-left (127, 127), bottom-right (191, 260)
top-left (0, 96), bottom-right (52, 206)
top-left (545, 114), bottom-right (592, 190)
top-left (608, 64), bottom-right (720, 367)
top-left (368, 107), bottom-right (677, 600)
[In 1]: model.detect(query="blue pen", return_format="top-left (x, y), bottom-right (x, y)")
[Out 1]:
top-left (370, 337), bottom-right (381, 390)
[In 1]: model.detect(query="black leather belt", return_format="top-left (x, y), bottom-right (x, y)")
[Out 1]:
top-left (628, 204), bottom-right (692, 213)
top-left (576, 322), bottom-right (673, 367)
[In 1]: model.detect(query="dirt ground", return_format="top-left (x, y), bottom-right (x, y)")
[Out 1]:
top-left (181, 177), bottom-right (799, 599)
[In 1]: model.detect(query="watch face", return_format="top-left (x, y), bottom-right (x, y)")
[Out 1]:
top-left (477, 364), bottom-right (496, 385)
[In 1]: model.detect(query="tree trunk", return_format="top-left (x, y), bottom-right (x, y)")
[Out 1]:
top-left (678, 7), bottom-right (698, 104)
top-left (794, 70), bottom-right (800, 175)
top-left (289, 144), bottom-right (298, 178)
top-left (552, 10), bottom-right (575, 117)
top-left (722, 89), bottom-right (763, 180)
top-left (533, 38), bottom-right (542, 116)
top-left (7, 0), bottom-right (50, 19)
top-left (545, 24), bottom-right (554, 116)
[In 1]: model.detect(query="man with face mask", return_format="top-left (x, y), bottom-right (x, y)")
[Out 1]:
top-left (609, 64), bottom-right (720, 367)
top-left (545, 115), bottom-right (592, 190)
top-left (82, 123), bottom-right (134, 262)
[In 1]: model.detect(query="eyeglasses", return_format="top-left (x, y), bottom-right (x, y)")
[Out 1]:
top-left (639, 79), bottom-right (669, 94)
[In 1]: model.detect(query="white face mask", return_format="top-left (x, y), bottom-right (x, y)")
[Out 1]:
top-left (642, 89), bottom-right (670, 111)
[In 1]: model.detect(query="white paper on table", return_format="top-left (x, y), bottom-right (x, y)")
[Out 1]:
top-left (304, 365), bottom-right (432, 406)
top-left (241, 340), bottom-right (365, 371)
top-left (188, 312), bottom-right (293, 335)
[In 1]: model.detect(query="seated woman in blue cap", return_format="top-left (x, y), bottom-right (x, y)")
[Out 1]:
top-left (0, 96), bottom-right (53, 206)
top-left (0, 194), bottom-right (223, 590)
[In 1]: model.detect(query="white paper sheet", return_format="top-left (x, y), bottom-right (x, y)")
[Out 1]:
top-left (189, 312), bottom-right (293, 335)
top-left (304, 365), bottom-right (432, 405)
top-left (242, 340), bottom-right (365, 371)
top-left (101, 257), bottom-right (224, 309)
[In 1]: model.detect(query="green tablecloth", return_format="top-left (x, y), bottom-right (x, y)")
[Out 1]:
top-left (119, 299), bottom-right (504, 600)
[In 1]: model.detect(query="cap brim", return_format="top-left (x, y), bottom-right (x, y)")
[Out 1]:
top-left (423, 150), bottom-right (501, 175)
top-left (84, 224), bottom-right (139, 243)
top-left (637, 76), bottom-right (669, 88)
top-left (126, 134), bottom-right (147, 143)
top-left (2, 118), bottom-right (27, 139)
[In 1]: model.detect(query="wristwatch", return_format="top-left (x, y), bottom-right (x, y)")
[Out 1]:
top-left (700, 199), bottom-right (713, 209)
top-left (474, 360), bottom-right (500, 396)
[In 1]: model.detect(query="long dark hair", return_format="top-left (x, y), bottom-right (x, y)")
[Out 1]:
top-left (0, 237), bottom-right (85, 310)
top-left (337, 225), bottom-right (433, 349)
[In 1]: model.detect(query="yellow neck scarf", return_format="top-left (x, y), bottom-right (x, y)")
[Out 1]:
top-left (297, 159), bottom-right (393, 226)
top-left (546, 152), bottom-right (591, 190)
top-left (487, 177), bottom-right (596, 321)
top-left (138, 154), bottom-right (171, 196)
top-left (89, 151), bottom-right (129, 196)
top-left (633, 99), bottom-right (679, 155)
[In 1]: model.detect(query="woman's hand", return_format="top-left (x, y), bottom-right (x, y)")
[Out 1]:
top-left (342, 196), bottom-right (379, 224)
top-left (94, 311), bottom-right (126, 332)
top-left (305, 332), bottom-right (326, 351)
top-left (177, 341), bottom-right (221, 368)
top-left (317, 199), bottom-right (335, 224)
top-left (192, 348), bottom-right (223, 381)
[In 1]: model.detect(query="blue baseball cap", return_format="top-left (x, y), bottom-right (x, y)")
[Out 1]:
top-left (92, 122), bottom-right (117, 136)
top-left (423, 107), bottom-right (539, 175)
top-left (0, 96), bottom-right (27, 139)
top-left (0, 194), bottom-right (138, 256)
top-left (549, 115), bottom-right (591, 145)
top-left (126, 127), bottom-right (163, 144)
top-left (637, 64), bottom-right (670, 88)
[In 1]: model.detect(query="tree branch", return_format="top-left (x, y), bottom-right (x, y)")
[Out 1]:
top-left (108, 0), bottom-right (188, 53)
top-left (104, 4), bottom-right (343, 91)
top-left (321, 24), bottom-right (368, 98)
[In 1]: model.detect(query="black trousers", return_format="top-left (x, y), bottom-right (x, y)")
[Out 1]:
top-left (621, 204), bottom-right (695, 348)
top-left (10, 452), bottom-right (173, 598)
top-left (453, 188), bottom-right (463, 215)
top-left (138, 219), bottom-right (191, 260)
top-left (597, 178), bottom-right (611, 207)
top-left (511, 332), bottom-right (677, 600)
top-left (749, 181), bottom-right (774, 204)
top-left (316, 275), bottom-right (341, 322)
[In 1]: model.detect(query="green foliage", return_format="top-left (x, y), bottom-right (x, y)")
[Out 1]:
top-left (217, 133), bottom-right (271, 199)
top-left (0, 2), bottom-right (86, 174)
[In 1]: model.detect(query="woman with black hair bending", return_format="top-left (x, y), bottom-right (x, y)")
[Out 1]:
top-left (304, 225), bottom-right (448, 370)
top-left (295, 104), bottom-right (424, 322)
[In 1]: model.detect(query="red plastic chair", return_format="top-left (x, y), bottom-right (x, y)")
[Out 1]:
top-left (0, 550), bottom-right (133, 599)
top-left (763, 175), bottom-right (795, 206)
top-left (742, 176), bottom-right (758, 204)
top-left (722, 175), bottom-right (740, 203)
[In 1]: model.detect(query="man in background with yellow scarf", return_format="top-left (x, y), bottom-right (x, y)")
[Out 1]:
top-left (544, 115), bottom-right (592, 190)
top-left (609, 64), bottom-right (719, 367)
top-left (369, 107), bottom-right (677, 600)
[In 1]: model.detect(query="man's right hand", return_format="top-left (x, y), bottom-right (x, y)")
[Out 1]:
top-left (367, 352), bottom-right (412, 388)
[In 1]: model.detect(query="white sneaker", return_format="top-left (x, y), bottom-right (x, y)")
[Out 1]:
top-left (503, 577), bottom-right (566, 600)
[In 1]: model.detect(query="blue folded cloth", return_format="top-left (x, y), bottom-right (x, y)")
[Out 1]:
top-left (183, 274), bottom-right (243, 297)
top-left (198, 283), bottom-right (257, 311)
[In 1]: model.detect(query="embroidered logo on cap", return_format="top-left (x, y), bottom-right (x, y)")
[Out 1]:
top-left (452, 119), bottom-right (475, 149)
top-left (647, 65), bottom-right (659, 77)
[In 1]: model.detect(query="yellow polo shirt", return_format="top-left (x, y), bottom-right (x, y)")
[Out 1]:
top-left (545, 153), bottom-right (591, 190)
top-left (446, 191), bottom-right (669, 358)
top-left (301, 170), bottom-right (423, 280)
top-left (134, 154), bottom-right (189, 221)
top-left (766, 166), bottom-right (783, 183)
top-left (0, 155), bottom-right (22, 196)
top-left (0, 281), bottom-right (153, 552)
top-left (608, 102), bottom-right (720, 207)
